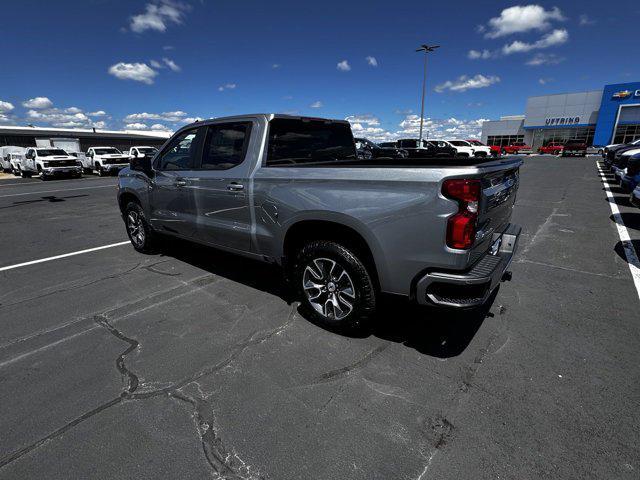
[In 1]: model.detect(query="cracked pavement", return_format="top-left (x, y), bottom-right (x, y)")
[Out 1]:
top-left (0, 159), bottom-right (639, 479)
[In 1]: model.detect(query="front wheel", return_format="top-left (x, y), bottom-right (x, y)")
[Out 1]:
top-left (124, 201), bottom-right (156, 253)
top-left (293, 240), bottom-right (376, 331)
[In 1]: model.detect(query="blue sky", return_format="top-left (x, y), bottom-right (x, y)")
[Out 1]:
top-left (0, 0), bottom-right (638, 140)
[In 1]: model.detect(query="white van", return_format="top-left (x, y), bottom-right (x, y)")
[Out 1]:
top-left (1, 146), bottom-right (25, 173)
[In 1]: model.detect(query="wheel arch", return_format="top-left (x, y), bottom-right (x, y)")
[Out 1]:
top-left (282, 218), bottom-right (382, 291)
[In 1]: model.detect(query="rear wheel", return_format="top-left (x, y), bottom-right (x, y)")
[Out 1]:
top-left (124, 201), bottom-right (156, 253)
top-left (293, 240), bottom-right (376, 331)
top-left (96, 162), bottom-right (104, 176)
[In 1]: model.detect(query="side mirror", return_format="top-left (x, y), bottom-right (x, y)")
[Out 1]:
top-left (130, 155), bottom-right (153, 176)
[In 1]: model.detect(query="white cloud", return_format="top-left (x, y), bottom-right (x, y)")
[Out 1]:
top-left (345, 114), bottom-right (380, 126)
top-left (502, 29), bottom-right (568, 55)
top-left (22, 97), bottom-right (53, 109)
top-left (435, 74), bottom-right (500, 93)
top-left (180, 117), bottom-right (203, 124)
top-left (538, 77), bottom-right (554, 85)
top-left (0, 114), bottom-right (12, 124)
top-left (150, 123), bottom-right (172, 131)
top-left (484, 5), bottom-right (565, 38)
top-left (579, 14), bottom-right (595, 26)
top-left (310, 101), bottom-right (323, 108)
top-left (26, 107), bottom-right (96, 128)
top-left (526, 53), bottom-right (564, 66)
top-left (337, 60), bottom-right (351, 71)
top-left (130, 1), bottom-right (190, 33)
top-left (89, 110), bottom-right (107, 117)
top-left (163, 45), bottom-right (174, 51)
top-left (0, 100), bottom-right (14, 112)
top-left (150, 59), bottom-right (163, 69)
top-left (92, 121), bottom-right (107, 129)
top-left (125, 111), bottom-right (187, 122)
top-left (366, 56), bottom-right (378, 67)
top-left (126, 123), bottom-right (149, 130)
top-left (163, 58), bottom-right (181, 72)
top-left (272, 63), bottom-right (281, 69)
top-left (108, 62), bottom-right (158, 84)
top-left (346, 114), bottom-right (491, 142)
top-left (468, 49), bottom-right (494, 60)
top-left (218, 83), bottom-right (237, 92)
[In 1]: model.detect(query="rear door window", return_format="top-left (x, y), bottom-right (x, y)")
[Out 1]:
top-left (266, 119), bottom-right (356, 166)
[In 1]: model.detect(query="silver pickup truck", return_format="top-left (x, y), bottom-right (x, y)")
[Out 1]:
top-left (117, 114), bottom-right (522, 329)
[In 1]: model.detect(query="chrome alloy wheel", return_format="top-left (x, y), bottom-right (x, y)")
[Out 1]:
top-left (127, 210), bottom-right (145, 248)
top-left (303, 258), bottom-right (356, 320)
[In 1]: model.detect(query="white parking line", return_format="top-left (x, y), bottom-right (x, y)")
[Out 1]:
top-left (0, 184), bottom-right (115, 198)
top-left (597, 162), bottom-right (640, 301)
top-left (0, 179), bottom-right (109, 188)
top-left (0, 241), bottom-right (130, 272)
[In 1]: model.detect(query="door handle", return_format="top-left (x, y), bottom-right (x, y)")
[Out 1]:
top-left (226, 182), bottom-right (244, 191)
top-left (174, 179), bottom-right (187, 187)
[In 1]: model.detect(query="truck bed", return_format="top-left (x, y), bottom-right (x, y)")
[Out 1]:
top-left (267, 156), bottom-right (518, 169)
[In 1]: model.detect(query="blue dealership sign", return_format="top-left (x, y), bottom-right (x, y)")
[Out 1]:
top-left (593, 82), bottom-right (640, 146)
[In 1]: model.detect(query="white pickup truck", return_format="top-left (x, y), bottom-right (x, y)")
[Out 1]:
top-left (128, 146), bottom-right (159, 161)
top-left (21, 147), bottom-right (82, 179)
top-left (83, 147), bottom-right (130, 176)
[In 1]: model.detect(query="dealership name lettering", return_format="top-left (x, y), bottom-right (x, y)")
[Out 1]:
top-left (545, 116), bottom-right (581, 126)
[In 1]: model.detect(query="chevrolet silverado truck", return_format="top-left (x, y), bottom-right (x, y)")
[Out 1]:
top-left (561, 139), bottom-right (587, 157)
top-left (84, 147), bottom-right (130, 176)
top-left (21, 147), bottom-right (82, 179)
top-left (128, 146), bottom-right (159, 160)
top-left (538, 142), bottom-right (564, 155)
top-left (467, 140), bottom-right (500, 157)
top-left (118, 114), bottom-right (522, 330)
top-left (501, 142), bottom-right (532, 155)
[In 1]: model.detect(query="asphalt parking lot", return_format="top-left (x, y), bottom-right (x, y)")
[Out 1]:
top-left (0, 156), bottom-right (639, 480)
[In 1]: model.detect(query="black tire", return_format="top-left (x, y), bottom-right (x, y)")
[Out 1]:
top-left (293, 240), bottom-right (376, 331)
top-left (501, 149), bottom-right (506, 156)
top-left (124, 201), bottom-right (156, 253)
top-left (96, 163), bottom-right (104, 176)
top-left (12, 167), bottom-right (20, 176)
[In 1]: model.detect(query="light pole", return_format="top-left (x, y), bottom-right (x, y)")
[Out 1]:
top-left (416, 44), bottom-right (439, 145)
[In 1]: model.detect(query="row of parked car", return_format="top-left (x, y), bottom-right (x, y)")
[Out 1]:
top-left (602, 139), bottom-right (640, 207)
top-left (0, 145), bottom-right (158, 180)
top-left (354, 138), bottom-right (504, 160)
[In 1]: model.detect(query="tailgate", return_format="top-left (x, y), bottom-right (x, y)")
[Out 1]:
top-left (470, 164), bottom-right (520, 262)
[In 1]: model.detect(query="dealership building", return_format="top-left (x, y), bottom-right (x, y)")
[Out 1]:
top-left (481, 82), bottom-right (640, 149)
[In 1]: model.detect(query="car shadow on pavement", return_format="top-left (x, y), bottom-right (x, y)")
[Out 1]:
top-left (610, 213), bottom-right (640, 231)
top-left (606, 196), bottom-right (633, 208)
top-left (614, 240), bottom-right (640, 265)
top-left (0, 194), bottom-right (89, 210)
top-left (155, 237), bottom-right (493, 359)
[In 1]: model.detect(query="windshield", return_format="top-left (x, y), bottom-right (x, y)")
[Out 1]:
top-left (266, 119), bottom-right (356, 166)
top-left (137, 147), bottom-right (158, 154)
top-left (449, 141), bottom-right (470, 147)
top-left (468, 140), bottom-right (484, 146)
top-left (93, 148), bottom-right (121, 155)
top-left (37, 149), bottom-right (67, 156)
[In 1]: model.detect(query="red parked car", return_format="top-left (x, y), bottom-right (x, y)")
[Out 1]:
top-left (538, 142), bottom-right (564, 155)
top-left (501, 142), bottom-right (533, 155)
top-left (467, 139), bottom-right (501, 157)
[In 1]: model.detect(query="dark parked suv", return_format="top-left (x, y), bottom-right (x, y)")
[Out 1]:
top-left (396, 139), bottom-right (457, 158)
top-left (561, 140), bottom-right (587, 157)
top-left (354, 138), bottom-right (408, 160)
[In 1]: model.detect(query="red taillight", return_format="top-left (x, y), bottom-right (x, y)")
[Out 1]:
top-left (442, 179), bottom-right (481, 249)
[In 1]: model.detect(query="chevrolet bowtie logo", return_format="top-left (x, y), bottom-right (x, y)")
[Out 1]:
top-left (612, 90), bottom-right (632, 99)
